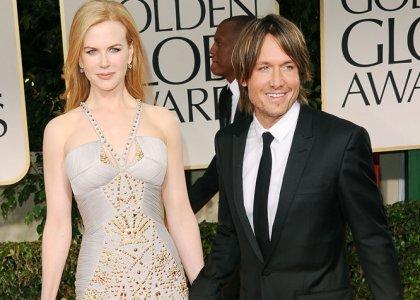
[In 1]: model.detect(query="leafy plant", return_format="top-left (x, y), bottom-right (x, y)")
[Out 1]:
top-left (1, 153), bottom-right (45, 233)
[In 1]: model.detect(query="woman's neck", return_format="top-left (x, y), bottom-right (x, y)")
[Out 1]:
top-left (85, 87), bottom-right (136, 112)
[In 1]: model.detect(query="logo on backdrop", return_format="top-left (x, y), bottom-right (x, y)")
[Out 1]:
top-left (340, 0), bottom-right (420, 107)
top-left (121, 0), bottom-right (274, 123)
top-left (322, 0), bottom-right (420, 150)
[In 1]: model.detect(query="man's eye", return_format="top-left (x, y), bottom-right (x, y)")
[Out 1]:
top-left (283, 65), bottom-right (294, 71)
top-left (258, 66), bottom-right (269, 71)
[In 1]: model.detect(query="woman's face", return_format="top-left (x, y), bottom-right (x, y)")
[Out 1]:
top-left (79, 20), bottom-right (133, 94)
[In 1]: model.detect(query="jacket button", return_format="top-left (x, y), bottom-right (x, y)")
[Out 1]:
top-left (262, 269), bottom-right (271, 276)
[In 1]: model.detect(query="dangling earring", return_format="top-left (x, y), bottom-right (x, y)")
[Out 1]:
top-left (127, 63), bottom-right (132, 70)
top-left (79, 67), bottom-right (84, 74)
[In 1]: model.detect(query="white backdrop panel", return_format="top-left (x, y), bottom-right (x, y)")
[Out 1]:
top-left (0, 0), bottom-right (30, 185)
top-left (321, 0), bottom-right (420, 151)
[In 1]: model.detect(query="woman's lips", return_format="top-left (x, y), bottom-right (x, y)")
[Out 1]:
top-left (97, 72), bottom-right (114, 80)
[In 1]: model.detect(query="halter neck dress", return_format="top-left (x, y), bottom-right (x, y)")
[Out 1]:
top-left (65, 102), bottom-right (188, 299)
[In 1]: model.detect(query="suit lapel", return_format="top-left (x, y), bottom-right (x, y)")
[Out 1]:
top-left (232, 118), bottom-right (264, 263)
top-left (265, 106), bottom-right (315, 262)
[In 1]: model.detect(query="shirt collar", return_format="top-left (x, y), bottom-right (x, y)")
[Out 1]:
top-left (228, 79), bottom-right (240, 98)
top-left (251, 101), bottom-right (301, 143)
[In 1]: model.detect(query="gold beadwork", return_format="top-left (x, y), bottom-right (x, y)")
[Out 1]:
top-left (100, 148), bottom-right (111, 165)
top-left (84, 172), bottom-right (187, 299)
top-left (79, 101), bottom-right (186, 299)
top-left (135, 148), bottom-right (144, 161)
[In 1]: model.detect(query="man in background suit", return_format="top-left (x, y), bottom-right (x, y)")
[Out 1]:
top-left (190, 14), bottom-right (402, 300)
top-left (188, 15), bottom-right (254, 213)
top-left (188, 15), bottom-right (254, 300)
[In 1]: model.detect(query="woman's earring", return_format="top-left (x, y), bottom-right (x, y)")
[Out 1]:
top-left (79, 67), bottom-right (84, 74)
top-left (127, 63), bottom-right (132, 70)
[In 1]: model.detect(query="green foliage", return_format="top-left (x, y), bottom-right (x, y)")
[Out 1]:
top-left (0, 241), bottom-right (42, 299)
top-left (199, 221), bottom-right (219, 257)
top-left (0, 239), bottom-right (79, 300)
top-left (1, 153), bottom-right (45, 234)
top-left (1, 203), bottom-right (418, 299)
top-left (18, 0), bottom-right (65, 151)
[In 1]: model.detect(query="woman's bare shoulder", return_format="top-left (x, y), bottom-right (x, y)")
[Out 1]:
top-left (142, 103), bottom-right (178, 128)
top-left (141, 103), bottom-right (181, 145)
top-left (44, 107), bottom-right (84, 143)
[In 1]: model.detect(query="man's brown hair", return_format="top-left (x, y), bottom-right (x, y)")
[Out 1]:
top-left (232, 14), bottom-right (312, 115)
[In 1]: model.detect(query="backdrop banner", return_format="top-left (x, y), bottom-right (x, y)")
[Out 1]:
top-left (321, 0), bottom-right (420, 151)
top-left (60, 0), bottom-right (279, 168)
top-left (0, 0), bottom-right (29, 185)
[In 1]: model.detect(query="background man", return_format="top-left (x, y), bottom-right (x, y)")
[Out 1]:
top-left (188, 15), bottom-right (254, 213)
top-left (188, 15), bottom-right (253, 300)
top-left (190, 14), bottom-right (402, 300)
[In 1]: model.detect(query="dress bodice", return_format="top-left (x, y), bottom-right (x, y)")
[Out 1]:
top-left (64, 103), bottom-right (187, 299)
top-left (65, 136), bottom-right (167, 233)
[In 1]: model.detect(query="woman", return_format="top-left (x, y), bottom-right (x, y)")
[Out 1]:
top-left (41, 1), bottom-right (204, 299)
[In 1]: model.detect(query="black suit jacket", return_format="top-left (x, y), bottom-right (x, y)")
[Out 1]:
top-left (190, 105), bottom-right (403, 300)
top-left (189, 85), bottom-right (247, 212)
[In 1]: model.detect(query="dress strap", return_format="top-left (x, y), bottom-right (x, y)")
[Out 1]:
top-left (121, 102), bottom-right (142, 163)
top-left (80, 101), bottom-right (142, 168)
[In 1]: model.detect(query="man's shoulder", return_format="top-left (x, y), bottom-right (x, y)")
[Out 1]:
top-left (216, 116), bottom-right (252, 141)
top-left (303, 105), bottom-right (363, 135)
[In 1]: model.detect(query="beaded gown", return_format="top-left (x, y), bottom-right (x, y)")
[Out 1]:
top-left (65, 102), bottom-right (188, 299)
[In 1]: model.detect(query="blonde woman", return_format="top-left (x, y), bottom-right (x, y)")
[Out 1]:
top-left (41, 1), bottom-right (203, 299)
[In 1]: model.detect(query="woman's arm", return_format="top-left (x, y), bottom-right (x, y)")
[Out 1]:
top-left (41, 118), bottom-right (73, 300)
top-left (159, 108), bottom-right (204, 283)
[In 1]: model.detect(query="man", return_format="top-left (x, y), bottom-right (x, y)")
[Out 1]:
top-left (189, 15), bottom-right (254, 213)
top-left (188, 15), bottom-right (254, 300)
top-left (190, 14), bottom-right (403, 300)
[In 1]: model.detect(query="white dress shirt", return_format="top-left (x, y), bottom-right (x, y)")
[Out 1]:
top-left (228, 79), bottom-right (240, 124)
top-left (242, 101), bottom-right (300, 238)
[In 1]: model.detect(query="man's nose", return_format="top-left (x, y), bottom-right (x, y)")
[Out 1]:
top-left (270, 68), bottom-right (285, 88)
top-left (210, 43), bottom-right (216, 56)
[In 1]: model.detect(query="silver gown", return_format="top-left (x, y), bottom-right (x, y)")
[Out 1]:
top-left (65, 102), bottom-right (188, 299)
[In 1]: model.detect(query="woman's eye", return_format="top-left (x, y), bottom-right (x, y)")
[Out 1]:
top-left (109, 48), bottom-right (121, 53)
top-left (86, 49), bottom-right (96, 55)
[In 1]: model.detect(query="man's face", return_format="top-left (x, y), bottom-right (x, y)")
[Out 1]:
top-left (210, 21), bottom-right (237, 82)
top-left (244, 34), bottom-right (300, 129)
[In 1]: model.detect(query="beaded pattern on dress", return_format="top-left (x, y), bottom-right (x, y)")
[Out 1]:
top-left (79, 102), bottom-right (188, 299)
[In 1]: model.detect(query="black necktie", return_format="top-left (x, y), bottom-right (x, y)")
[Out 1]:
top-left (253, 131), bottom-right (274, 259)
top-left (219, 85), bottom-right (232, 128)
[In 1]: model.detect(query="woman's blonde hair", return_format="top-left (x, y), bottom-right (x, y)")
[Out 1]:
top-left (232, 14), bottom-right (312, 115)
top-left (62, 0), bottom-right (148, 112)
